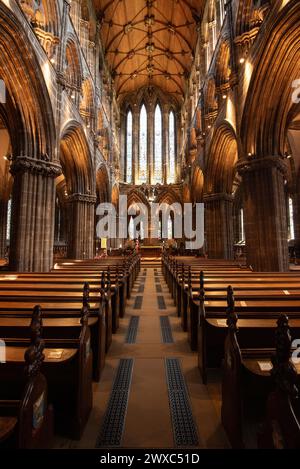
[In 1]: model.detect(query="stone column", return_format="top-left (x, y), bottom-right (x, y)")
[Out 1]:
top-left (237, 156), bottom-right (289, 272)
top-left (204, 192), bottom-right (234, 259)
top-left (67, 193), bottom-right (96, 259)
top-left (9, 157), bottom-right (61, 271)
top-left (0, 199), bottom-right (8, 258)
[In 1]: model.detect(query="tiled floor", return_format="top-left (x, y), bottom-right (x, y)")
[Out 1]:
top-left (53, 267), bottom-right (229, 449)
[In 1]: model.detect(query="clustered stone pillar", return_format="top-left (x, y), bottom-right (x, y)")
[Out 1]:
top-left (67, 193), bottom-right (96, 259)
top-left (237, 156), bottom-right (289, 272)
top-left (9, 157), bottom-right (61, 271)
top-left (204, 192), bottom-right (234, 259)
top-left (0, 199), bottom-right (8, 258)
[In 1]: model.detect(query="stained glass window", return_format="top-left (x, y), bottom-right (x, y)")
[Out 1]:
top-left (288, 198), bottom-right (295, 240)
top-left (140, 220), bottom-right (145, 240)
top-left (6, 198), bottom-right (11, 241)
top-left (168, 110), bottom-right (176, 183)
top-left (240, 209), bottom-right (245, 241)
top-left (158, 218), bottom-right (162, 240)
top-left (154, 104), bottom-right (162, 183)
top-left (128, 217), bottom-right (135, 240)
top-left (168, 215), bottom-right (173, 240)
top-left (139, 104), bottom-right (147, 183)
top-left (126, 110), bottom-right (133, 183)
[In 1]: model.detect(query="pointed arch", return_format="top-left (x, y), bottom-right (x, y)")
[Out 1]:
top-left (168, 109), bottom-right (176, 183)
top-left (125, 107), bottom-right (133, 183)
top-left (80, 77), bottom-right (95, 125)
top-left (64, 37), bottom-right (83, 91)
top-left (205, 123), bottom-right (238, 195)
top-left (59, 122), bottom-right (94, 195)
top-left (139, 103), bottom-right (148, 184)
top-left (154, 102), bottom-right (163, 184)
top-left (240, 1), bottom-right (300, 157)
top-left (191, 166), bottom-right (204, 203)
top-left (96, 164), bottom-right (110, 204)
top-left (0, 3), bottom-right (56, 159)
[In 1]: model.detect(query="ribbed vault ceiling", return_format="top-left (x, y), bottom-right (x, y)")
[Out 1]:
top-left (94, 0), bottom-right (204, 101)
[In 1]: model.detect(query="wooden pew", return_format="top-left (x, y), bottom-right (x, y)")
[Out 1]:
top-left (162, 256), bottom-right (300, 384)
top-left (0, 305), bottom-right (93, 439)
top-left (221, 312), bottom-right (300, 448)
top-left (0, 283), bottom-right (106, 382)
top-left (0, 309), bottom-right (53, 448)
top-left (197, 286), bottom-right (300, 384)
top-left (258, 325), bottom-right (300, 449)
top-left (0, 255), bottom-right (140, 382)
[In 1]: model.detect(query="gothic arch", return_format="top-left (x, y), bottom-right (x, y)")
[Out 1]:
top-left (155, 188), bottom-right (182, 207)
top-left (80, 77), bottom-right (95, 123)
top-left (127, 189), bottom-right (150, 210)
top-left (215, 41), bottom-right (231, 89)
top-left (0, 3), bottom-right (56, 160)
top-left (111, 184), bottom-right (119, 208)
top-left (182, 184), bottom-right (192, 204)
top-left (204, 77), bottom-right (218, 116)
top-left (96, 164), bottom-right (110, 204)
top-left (191, 166), bottom-right (204, 203)
top-left (19, 0), bottom-right (60, 37)
top-left (240, 1), bottom-right (300, 157)
top-left (64, 36), bottom-right (83, 91)
top-left (59, 122), bottom-right (93, 195)
top-left (205, 123), bottom-right (238, 195)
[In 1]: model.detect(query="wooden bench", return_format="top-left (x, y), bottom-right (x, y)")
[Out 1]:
top-left (0, 309), bottom-right (53, 448)
top-left (0, 283), bottom-right (105, 382)
top-left (0, 305), bottom-right (93, 440)
top-left (196, 286), bottom-right (300, 383)
top-left (221, 312), bottom-right (300, 448)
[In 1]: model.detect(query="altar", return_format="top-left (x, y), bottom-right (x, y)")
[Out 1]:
top-left (140, 246), bottom-right (162, 258)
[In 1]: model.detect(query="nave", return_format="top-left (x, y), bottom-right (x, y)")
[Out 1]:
top-left (54, 264), bottom-right (229, 449)
top-left (1, 254), bottom-right (300, 450)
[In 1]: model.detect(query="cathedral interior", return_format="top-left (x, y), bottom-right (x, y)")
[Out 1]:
top-left (1, 0), bottom-right (300, 453)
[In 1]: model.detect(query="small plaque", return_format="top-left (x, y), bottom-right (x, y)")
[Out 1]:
top-left (258, 361), bottom-right (273, 371)
top-left (48, 350), bottom-right (63, 359)
top-left (240, 301), bottom-right (247, 307)
top-left (33, 392), bottom-right (45, 429)
top-left (217, 319), bottom-right (227, 327)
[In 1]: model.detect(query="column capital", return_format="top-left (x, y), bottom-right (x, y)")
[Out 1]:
top-left (10, 156), bottom-right (62, 178)
top-left (236, 156), bottom-right (287, 176)
top-left (68, 193), bottom-right (97, 204)
top-left (203, 192), bottom-right (234, 203)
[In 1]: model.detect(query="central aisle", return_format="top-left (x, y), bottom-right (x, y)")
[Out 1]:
top-left (59, 266), bottom-right (229, 449)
